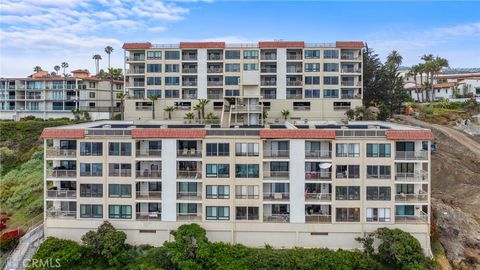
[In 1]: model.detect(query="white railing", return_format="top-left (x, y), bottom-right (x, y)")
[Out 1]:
top-left (263, 192), bottom-right (290, 200)
top-left (136, 170), bottom-right (162, 179)
top-left (395, 213), bottom-right (428, 224)
top-left (136, 149), bottom-right (162, 157)
top-left (264, 214), bottom-right (290, 223)
top-left (395, 170), bottom-right (428, 182)
top-left (394, 193), bottom-right (428, 202)
top-left (46, 170), bottom-right (76, 178)
top-left (177, 171), bottom-right (202, 179)
top-left (136, 212), bottom-right (161, 220)
top-left (305, 193), bottom-right (332, 201)
top-left (305, 171), bottom-right (332, 180)
top-left (136, 191), bottom-right (162, 200)
top-left (263, 171), bottom-right (290, 180)
top-left (46, 210), bottom-right (76, 218)
top-left (395, 151), bottom-right (428, 160)
top-left (305, 215), bottom-right (332, 223)
top-left (46, 190), bottom-right (76, 198)
top-left (263, 149), bottom-right (290, 158)
top-left (177, 214), bottom-right (202, 221)
top-left (305, 150), bottom-right (331, 159)
top-left (46, 148), bottom-right (76, 158)
top-left (177, 149), bottom-right (202, 157)
top-left (176, 192), bottom-right (202, 200)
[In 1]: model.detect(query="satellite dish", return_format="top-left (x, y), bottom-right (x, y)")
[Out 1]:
top-left (319, 163), bottom-right (332, 169)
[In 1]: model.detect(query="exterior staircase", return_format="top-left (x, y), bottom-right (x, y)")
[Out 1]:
top-left (3, 223), bottom-right (44, 270)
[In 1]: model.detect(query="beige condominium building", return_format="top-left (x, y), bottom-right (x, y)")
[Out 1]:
top-left (41, 120), bottom-right (432, 254)
top-left (122, 41), bottom-right (363, 125)
top-left (0, 70), bottom-right (123, 120)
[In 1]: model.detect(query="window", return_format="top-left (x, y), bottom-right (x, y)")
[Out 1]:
top-left (367, 143), bottom-right (391, 157)
top-left (206, 143), bottom-right (229, 156)
top-left (206, 206), bottom-right (230, 220)
top-left (109, 142), bottom-right (131, 156)
top-left (80, 184), bottom-right (103, 197)
top-left (80, 142), bottom-right (102, 156)
top-left (225, 76), bottom-right (240, 85)
top-left (116, 84), bottom-right (122, 90)
top-left (80, 204), bottom-right (103, 218)
top-left (206, 164), bottom-right (230, 178)
top-left (323, 63), bottom-right (339, 72)
top-left (367, 208), bottom-right (391, 222)
top-left (165, 77), bottom-right (180, 85)
top-left (236, 207), bottom-right (259, 220)
top-left (108, 163), bottom-right (132, 177)
top-left (146, 77), bottom-right (161, 86)
top-left (80, 163), bottom-right (103, 177)
top-left (165, 64), bottom-right (179, 73)
top-left (235, 164), bottom-right (259, 178)
top-left (336, 165), bottom-right (360, 179)
top-left (147, 64), bottom-right (161, 73)
top-left (108, 205), bottom-right (132, 219)
top-left (336, 208), bottom-right (360, 222)
top-left (305, 76), bottom-right (320, 85)
top-left (89, 92), bottom-right (95, 98)
top-left (305, 89), bottom-right (320, 98)
top-left (88, 82), bottom-right (96, 88)
top-left (324, 76), bottom-right (339, 85)
top-left (225, 89), bottom-right (239, 96)
top-left (165, 51), bottom-right (180, 60)
top-left (324, 89), bottom-right (339, 98)
top-left (336, 143), bottom-right (360, 157)
top-left (304, 50), bottom-right (320, 59)
top-left (333, 101), bottom-right (351, 110)
top-left (335, 186), bottom-right (360, 200)
top-left (206, 185), bottom-right (230, 199)
top-left (147, 51), bottom-right (161, 60)
top-left (324, 50), bottom-right (339, 59)
top-left (108, 184), bottom-right (132, 198)
top-left (367, 186), bottom-right (391, 201)
top-left (305, 63), bottom-right (320, 72)
top-left (147, 90), bottom-right (161, 98)
top-left (243, 63), bottom-right (258, 71)
top-left (367, 165), bottom-right (391, 179)
top-left (235, 143), bottom-right (259, 156)
top-left (235, 185), bottom-right (259, 199)
top-left (165, 89), bottom-right (179, 98)
top-left (178, 182), bottom-right (198, 196)
top-left (225, 63), bottom-right (240, 72)
top-left (243, 50), bottom-right (258, 59)
top-left (225, 50), bottom-right (240, 59)
top-left (178, 203), bottom-right (198, 216)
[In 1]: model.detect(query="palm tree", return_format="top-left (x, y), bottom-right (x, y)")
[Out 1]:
top-left (61, 62), bottom-right (69, 77)
top-left (205, 112), bottom-right (218, 124)
top-left (417, 63), bottom-right (426, 102)
top-left (116, 92), bottom-right (127, 120)
top-left (164, 106), bottom-right (176, 120)
top-left (196, 99), bottom-right (210, 119)
top-left (33, 66), bottom-right (42, 72)
top-left (106, 68), bottom-right (123, 118)
top-left (149, 95), bottom-right (158, 120)
top-left (193, 103), bottom-right (202, 119)
top-left (54, 65), bottom-right (60, 75)
top-left (408, 65), bottom-right (421, 102)
top-left (281, 109), bottom-right (290, 121)
top-left (92, 54), bottom-right (102, 75)
top-left (386, 50), bottom-right (403, 67)
top-left (185, 112), bottom-right (195, 123)
top-left (104, 46), bottom-right (114, 70)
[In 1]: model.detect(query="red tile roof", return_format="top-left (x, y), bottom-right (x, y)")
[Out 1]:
top-left (260, 129), bottom-right (336, 139)
top-left (259, 41), bottom-right (305, 48)
top-left (132, 129), bottom-right (206, 138)
top-left (41, 129), bottom-right (85, 139)
top-left (336, 41), bottom-right (364, 49)
top-left (386, 130), bottom-right (434, 140)
top-left (433, 82), bottom-right (457, 89)
top-left (122, 42), bottom-right (152, 49)
top-left (179, 42), bottom-right (225, 49)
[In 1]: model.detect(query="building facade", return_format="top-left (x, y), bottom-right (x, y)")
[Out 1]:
top-left (0, 70), bottom-right (123, 120)
top-left (123, 41), bottom-right (363, 124)
top-left (42, 121), bottom-right (432, 254)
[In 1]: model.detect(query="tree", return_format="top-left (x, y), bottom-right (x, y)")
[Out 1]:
top-left (116, 92), bottom-right (127, 120)
top-left (61, 62), bottom-right (69, 77)
top-left (205, 112), bottom-right (218, 124)
top-left (92, 54), bottom-right (102, 75)
top-left (104, 46), bottom-right (114, 70)
top-left (408, 65), bottom-right (421, 101)
top-left (33, 66), bottom-right (42, 72)
top-left (149, 95), bottom-right (158, 120)
top-left (164, 106), bottom-right (176, 120)
top-left (193, 103), bottom-right (202, 119)
top-left (195, 99), bottom-right (210, 119)
top-left (375, 228), bottom-right (426, 269)
top-left (281, 109), bottom-right (290, 121)
top-left (54, 65), bottom-right (60, 75)
top-left (29, 237), bottom-right (83, 270)
top-left (106, 68), bottom-right (123, 119)
top-left (185, 112), bottom-right (195, 123)
top-left (386, 50), bottom-right (402, 68)
top-left (362, 45), bottom-right (383, 107)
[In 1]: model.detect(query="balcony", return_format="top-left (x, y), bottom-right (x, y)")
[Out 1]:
top-left (127, 69), bottom-right (145, 74)
top-left (136, 149), bottom-right (161, 157)
top-left (395, 171), bottom-right (428, 182)
top-left (263, 150), bottom-right (289, 158)
top-left (341, 68), bottom-right (361, 73)
top-left (183, 81), bottom-right (198, 87)
top-left (263, 214), bottom-right (290, 223)
top-left (286, 67), bottom-right (302, 73)
top-left (182, 68), bottom-right (197, 73)
top-left (177, 170), bottom-right (202, 179)
top-left (46, 190), bottom-right (76, 199)
top-left (127, 56), bottom-right (145, 62)
top-left (263, 192), bottom-right (289, 201)
top-left (286, 94), bottom-right (302, 100)
top-left (341, 81), bottom-right (361, 87)
top-left (207, 93), bottom-right (223, 99)
top-left (261, 67), bottom-right (277, 73)
top-left (176, 191), bottom-right (202, 200)
top-left (395, 213), bottom-right (428, 224)
top-left (46, 148), bottom-right (76, 158)
top-left (177, 213), bottom-right (202, 221)
top-left (286, 54), bottom-right (302, 60)
top-left (305, 150), bottom-right (331, 159)
top-left (261, 54), bottom-right (277, 61)
top-left (395, 151), bottom-right (428, 160)
top-left (261, 80), bottom-right (276, 86)
top-left (135, 170), bottom-right (161, 179)
top-left (177, 149), bottom-right (202, 158)
top-left (305, 215), bottom-right (331, 223)
top-left (130, 82), bottom-right (145, 87)
top-left (286, 81), bottom-right (302, 86)
top-left (305, 171), bottom-right (332, 181)
top-left (207, 67), bottom-right (223, 73)
top-left (136, 191), bottom-right (161, 200)
top-left (136, 212), bottom-right (161, 221)
top-left (207, 81), bottom-right (223, 86)
top-left (182, 55), bottom-right (198, 61)
top-left (46, 209), bottom-right (76, 219)
top-left (47, 169), bottom-right (76, 178)
top-left (263, 171), bottom-right (289, 180)
top-left (305, 193), bottom-right (332, 202)
top-left (395, 193), bottom-right (428, 203)
top-left (341, 55), bottom-right (361, 61)
top-left (207, 54), bottom-right (223, 61)
top-left (341, 93), bottom-right (362, 99)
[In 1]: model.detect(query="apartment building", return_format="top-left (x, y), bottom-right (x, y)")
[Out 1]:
top-left (122, 41), bottom-right (363, 124)
top-left (41, 120), bottom-right (432, 254)
top-left (0, 70), bottom-right (123, 120)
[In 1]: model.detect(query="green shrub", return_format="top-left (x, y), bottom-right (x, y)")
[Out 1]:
top-left (375, 228), bottom-right (426, 269)
top-left (27, 237), bottom-right (83, 270)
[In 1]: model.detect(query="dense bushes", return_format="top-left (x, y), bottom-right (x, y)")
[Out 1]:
top-left (0, 229), bottom-right (25, 252)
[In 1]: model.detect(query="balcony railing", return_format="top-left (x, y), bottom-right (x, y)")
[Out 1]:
top-left (46, 148), bottom-right (77, 158)
top-left (305, 215), bottom-right (332, 223)
top-left (286, 81), bottom-right (302, 86)
top-left (207, 81), bottom-right (223, 86)
top-left (395, 171), bottom-right (428, 182)
top-left (109, 169), bottom-right (132, 177)
top-left (261, 81), bottom-right (276, 86)
top-left (136, 170), bottom-right (162, 179)
top-left (177, 214), bottom-right (202, 221)
top-left (47, 169), bottom-right (76, 178)
top-left (207, 68), bottom-right (223, 73)
top-left (305, 171), bottom-right (332, 180)
top-left (177, 149), bottom-right (202, 157)
top-left (136, 149), bottom-right (162, 157)
top-left (207, 94), bottom-right (223, 99)
top-left (261, 68), bottom-right (277, 73)
top-left (261, 54), bottom-right (277, 60)
top-left (395, 151), bottom-right (428, 160)
top-left (287, 68), bottom-right (302, 73)
top-left (263, 192), bottom-right (290, 201)
top-left (207, 55), bottom-right (222, 61)
top-left (264, 214), bottom-right (290, 223)
top-left (46, 209), bottom-right (76, 218)
top-left (182, 55), bottom-right (198, 61)
top-left (286, 94), bottom-right (303, 99)
top-left (136, 191), bottom-right (162, 200)
top-left (263, 171), bottom-right (289, 180)
top-left (305, 193), bottom-right (332, 202)
top-left (46, 190), bottom-right (76, 199)
top-left (263, 150), bottom-right (289, 158)
top-left (305, 150), bottom-right (331, 159)
top-left (231, 104), bottom-right (262, 113)
top-left (182, 81), bottom-right (198, 86)
top-left (341, 81), bottom-right (361, 87)
top-left (394, 193), bottom-right (428, 203)
top-left (287, 55), bottom-right (302, 60)
top-left (261, 93), bottom-right (276, 99)
top-left (136, 212), bottom-right (161, 220)
top-left (341, 68), bottom-right (361, 73)
top-left (182, 68), bottom-right (197, 73)
top-left (395, 213), bottom-right (428, 224)
top-left (176, 192), bottom-right (202, 200)
top-left (177, 170), bottom-right (202, 179)
top-left (127, 69), bottom-right (145, 74)
top-left (341, 55), bottom-right (360, 60)
top-left (341, 94), bottom-right (362, 99)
